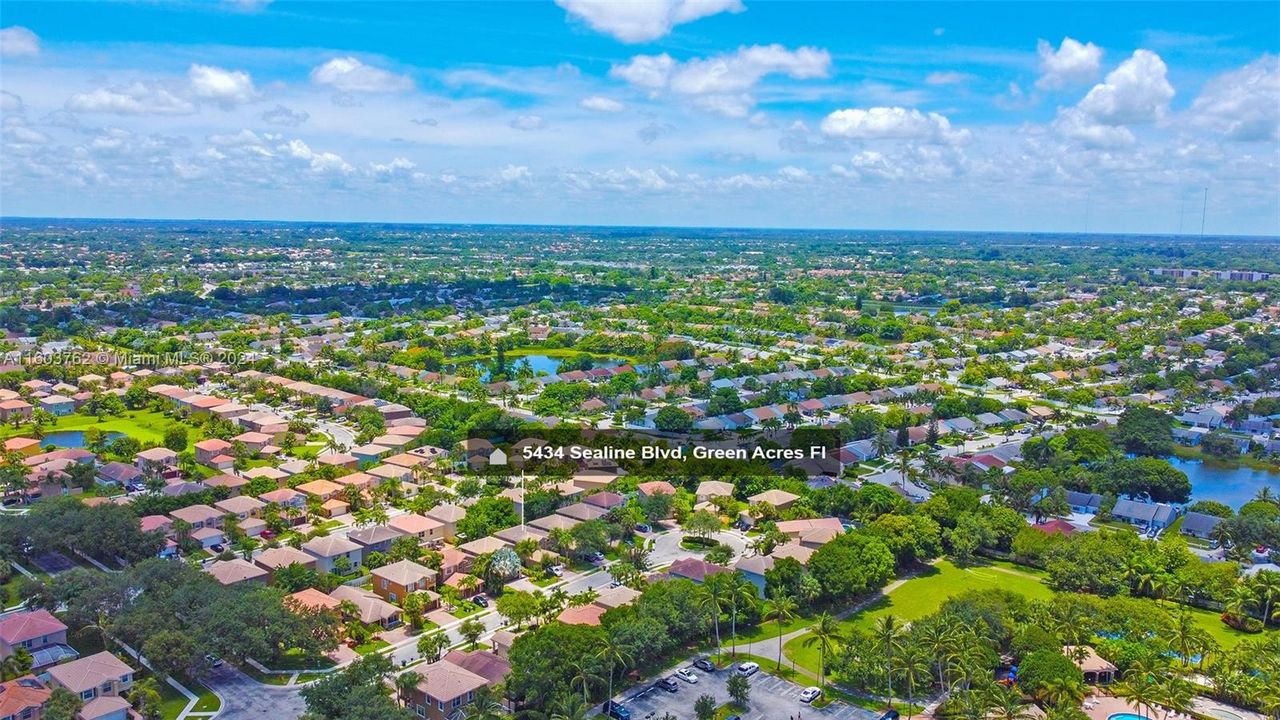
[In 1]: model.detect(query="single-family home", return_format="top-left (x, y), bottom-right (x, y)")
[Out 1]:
top-left (1111, 499), bottom-right (1178, 530)
top-left (409, 658), bottom-right (489, 720)
top-left (370, 560), bottom-right (439, 605)
top-left (43, 651), bottom-right (135, 701)
top-left (1179, 511), bottom-right (1223, 540)
top-left (302, 535), bottom-right (363, 573)
top-left (347, 525), bottom-right (406, 555)
top-left (0, 609), bottom-right (71, 669)
top-left (205, 558), bottom-right (270, 586)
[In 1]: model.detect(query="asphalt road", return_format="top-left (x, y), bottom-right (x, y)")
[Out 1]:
top-left (204, 664), bottom-right (307, 719)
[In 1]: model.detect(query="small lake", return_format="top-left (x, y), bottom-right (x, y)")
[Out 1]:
top-left (1169, 456), bottom-right (1280, 509)
top-left (39, 430), bottom-right (125, 449)
top-left (453, 353), bottom-right (626, 381)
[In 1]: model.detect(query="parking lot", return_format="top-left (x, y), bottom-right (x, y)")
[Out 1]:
top-left (614, 662), bottom-right (878, 720)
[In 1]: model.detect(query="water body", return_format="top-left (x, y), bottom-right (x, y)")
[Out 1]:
top-left (454, 353), bottom-right (626, 381)
top-left (39, 429), bottom-right (125, 449)
top-left (1169, 456), bottom-right (1280, 509)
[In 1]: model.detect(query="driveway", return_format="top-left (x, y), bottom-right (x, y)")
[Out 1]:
top-left (205, 665), bottom-right (306, 719)
top-left (615, 663), bottom-right (876, 720)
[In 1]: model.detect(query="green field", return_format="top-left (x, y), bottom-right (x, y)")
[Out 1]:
top-left (784, 560), bottom-right (1053, 673)
top-left (0, 408), bottom-right (203, 446)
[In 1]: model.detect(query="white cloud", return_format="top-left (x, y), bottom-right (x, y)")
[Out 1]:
top-left (261, 104), bottom-right (309, 127)
top-left (509, 115), bottom-right (547, 131)
top-left (282, 138), bottom-right (353, 173)
top-left (555, 0), bottom-right (744, 43)
top-left (1, 91), bottom-right (23, 114)
top-left (188, 64), bottom-right (258, 107)
top-left (1036, 37), bottom-right (1103, 90)
top-left (500, 164), bottom-right (531, 182)
top-left (1051, 108), bottom-right (1135, 148)
top-left (371, 157), bottom-right (417, 177)
top-left (1074, 49), bottom-right (1174, 125)
top-left (66, 82), bottom-right (195, 115)
top-left (820, 106), bottom-right (969, 144)
top-left (611, 44), bottom-right (830, 116)
top-left (778, 165), bottom-right (809, 181)
top-left (925, 71), bottom-right (973, 86)
top-left (0, 26), bottom-right (40, 58)
top-left (580, 95), bottom-right (626, 113)
top-left (1189, 55), bottom-right (1279, 141)
top-left (310, 57), bottom-right (413, 93)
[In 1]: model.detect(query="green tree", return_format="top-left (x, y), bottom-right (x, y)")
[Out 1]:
top-left (803, 612), bottom-right (843, 688)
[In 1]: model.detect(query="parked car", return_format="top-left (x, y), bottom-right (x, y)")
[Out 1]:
top-left (549, 565), bottom-right (563, 577)
top-left (656, 677), bottom-right (679, 693)
top-left (737, 661), bottom-right (759, 676)
top-left (675, 668), bottom-right (698, 684)
top-left (635, 523), bottom-right (651, 533)
top-left (879, 711), bottom-right (900, 720)
top-left (204, 654), bottom-right (224, 668)
top-left (209, 544), bottom-right (225, 553)
top-left (800, 687), bottom-right (822, 703)
top-left (472, 595), bottom-right (489, 608)
top-left (588, 551), bottom-right (605, 562)
top-left (693, 657), bottom-right (716, 672)
top-left (602, 701), bottom-right (631, 720)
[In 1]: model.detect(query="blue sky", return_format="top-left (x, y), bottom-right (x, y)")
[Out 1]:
top-left (1, 1), bottom-right (1277, 234)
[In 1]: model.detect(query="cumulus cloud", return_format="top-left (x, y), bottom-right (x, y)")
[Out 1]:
top-left (509, 115), bottom-right (547, 131)
top-left (555, 0), bottom-right (744, 43)
top-left (188, 64), bottom-right (258, 107)
top-left (500, 164), bottom-right (531, 182)
top-left (282, 138), bottom-right (353, 173)
top-left (580, 95), bottom-right (626, 113)
top-left (261, 104), bottom-right (310, 126)
top-left (0, 26), bottom-right (40, 58)
top-left (1036, 37), bottom-right (1103, 90)
top-left (66, 82), bottom-right (195, 115)
top-left (310, 57), bottom-right (413, 93)
top-left (611, 44), bottom-right (830, 117)
top-left (1075, 49), bottom-right (1174, 125)
top-left (1189, 55), bottom-right (1279, 142)
top-left (820, 106), bottom-right (969, 144)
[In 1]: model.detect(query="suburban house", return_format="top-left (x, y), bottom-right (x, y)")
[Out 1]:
top-left (95, 462), bottom-right (141, 487)
top-left (1065, 490), bottom-right (1103, 514)
top-left (387, 513), bottom-right (445, 544)
top-left (328, 586), bottom-right (401, 628)
top-left (205, 558), bottom-right (270, 586)
top-left (302, 535), bottom-right (363, 573)
top-left (134, 447), bottom-right (178, 475)
top-left (347, 525), bottom-right (406, 555)
top-left (409, 658), bottom-right (489, 720)
top-left (168, 504), bottom-right (222, 530)
top-left (370, 560), bottom-right (439, 605)
top-left (37, 396), bottom-right (75, 417)
top-left (0, 609), bottom-right (75, 670)
top-left (193, 439), bottom-right (234, 469)
top-left (1179, 511), bottom-right (1224, 540)
top-left (0, 399), bottom-right (33, 422)
top-left (425, 504), bottom-right (466, 541)
top-left (254, 547), bottom-right (318, 578)
top-left (42, 651), bottom-right (135, 701)
top-left (0, 676), bottom-right (52, 720)
top-left (1110, 499), bottom-right (1178, 530)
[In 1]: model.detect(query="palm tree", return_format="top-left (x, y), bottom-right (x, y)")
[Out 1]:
top-left (0, 648), bottom-right (33, 681)
top-left (596, 636), bottom-right (634, 705)
top-left (1152, 675), bottom-right (1194, 720)
top-left (1039, 676), bottom-right (1086, 708)
top-left (762, 593), bottom-right (798, 671)
top-left (549, 695), bottom-right (592, 720)
top-left (899, 642), bottom-right (931, 720)
top-left (726, 572), bottom-right (757, 658)
top-left (874, 614), bottom-right (905, 706)
top-left (395, 671), bottom-right (421, 707)
top-left (127, 677), bottom-right (163, 720)
top-left (917, 621), bottom-right (957, 690)
top-left (1254, 485), bottom-right (1275, 505)
top-left (417, 632), bottom-right (450, 663)
top-left (1251, 571), bottom-right (1280, 627)
top-left (464, 685), bottom-right (506, 720)
top-left (701, 572), bottom-right (728, 660)
top-left (987, 685), bottom-right (1036, 720)
top-left (802, 612), bottom-right (843, 689)
top-left (1115, 664), bottom-right (1159, 720)
top-left (1225, 583), bottom-right (1258, 624)
top-left (568, 658), bottom-right (600, 705)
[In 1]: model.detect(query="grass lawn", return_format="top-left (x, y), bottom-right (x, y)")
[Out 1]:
top-left (354, 638), bottom-right (390, 655)
top-left (272, 647), bottom-right (337, 671)
top-left (0, 408), bottom-right (205, 446)
top-left (1183, 604), bottom-right (1273, 649)
top-left (784, 560), bottom-right (1053, 674)
top-left (729, 612), bottom-right (816, 643)
top-left (2, 575), bottom-right (23, 607)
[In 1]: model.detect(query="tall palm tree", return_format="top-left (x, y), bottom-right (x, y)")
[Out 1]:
top-left (596, 636), bottom-right (634, 705)
top-left (762, 593), bottom-right (798, 671)
top-left (874, 614), bottom-right (905, 705)
top-left (917, 621), bottom-right (957, 690)
top-left (899, 642), bottom-right (931, 720)
top-left (701, 573), bottom-right (728, 660)
top-left (464, 685), bottom-right (506, 720)
top-left (549, 695), bottom-right (592, 720)
top-left (802, 613), bottom-right (843, 689)
top-left (1225, 583), bottom-right (1258, 624)
top-left (1152, 675), bottom-right (1194, 720)
top-left (726, 572), bottom-right (757, 658)
top-left (1251, 571), bottom-right (1280, 628)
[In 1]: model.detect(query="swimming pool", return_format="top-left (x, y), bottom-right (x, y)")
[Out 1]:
top-left (1108, 713), bottom-right (1148, 720)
